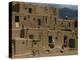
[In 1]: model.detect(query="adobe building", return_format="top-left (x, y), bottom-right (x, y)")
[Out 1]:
top-left (9, 2), bottom-right (78, 58)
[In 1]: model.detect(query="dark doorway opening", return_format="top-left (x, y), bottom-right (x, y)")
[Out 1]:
top-left (64, 35), bottom-right (67, 47)
top-left (69, 39), bottom-right (75, 48)
top-left (48, 36), bottom-right (54, 48)
top-left (74, 21), bottom-right (77, 28)
top-left (38, 19), bottom-right (41, 26)
top-left (48, 36), bottom-right (52, 43)
top-left (37, 19), bottom-right (41, 28)
top-left (29, 8), bottom-right (32, 13)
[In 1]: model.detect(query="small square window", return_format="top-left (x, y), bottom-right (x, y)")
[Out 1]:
top-left (24, 17), bottom-right (26, 20)
top-left (12, 3), bottom-right (20, 12)
top-left (29, 35), bottom-right (33, 39)
top-left (15, 16), bottom-right (19, 22)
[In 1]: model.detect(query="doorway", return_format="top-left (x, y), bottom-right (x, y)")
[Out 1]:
top-left (64, 35), bottom-right (67, 47)
top-left (48, 36), bottom-right (54, 48)
top-left (69, 39), bottom-right (75, 48)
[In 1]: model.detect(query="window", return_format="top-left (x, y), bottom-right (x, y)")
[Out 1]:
top-left (69, 39), bottom-right (75, 48)
top-left (48, 36), bottom-right (54, 48)
top-left (15, 16), bottom-right (19, 27)
top-left (29, 8), bottom-right (32, 13)
top-left (64, 35), bottom-right (67, 47)
top-left (48, 36), bottom-right (53, 43)
top-left (69, 22), bottom-right (70, 27)
top-left (12, 3), bottom-right (19, 12)
top-left (55, 37), bottom-right (58, 40)
top-left (74, 21), bottom-right (77, 28)
top-left (38, 19), bottom-right (41, 26)
top-left (29, 35), bottom-right (33, 39)
top-left (15, 16), bottom-right (19, 22)
top-left (20, 25), bottom-right (25, 38)
top-left (54, 17), bottom-right (56, 24)
top-left (24, 17), bottom-right (26, 20)
top-left (53, 8), bottom-right (57, 16)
